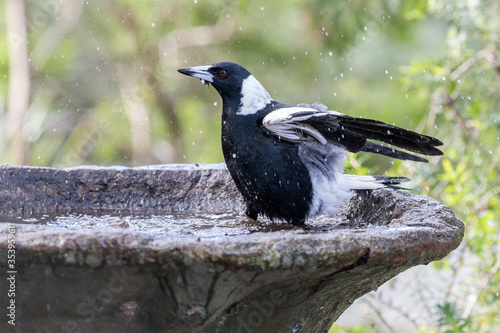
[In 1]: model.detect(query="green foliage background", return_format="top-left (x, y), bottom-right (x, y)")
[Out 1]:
top-left (1, 0), bottom-right (499, 331)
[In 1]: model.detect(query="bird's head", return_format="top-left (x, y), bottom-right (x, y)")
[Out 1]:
top-left (178, 62), bottom-right (249, 97)
top-left (178, 62), bottom-right (273, 115)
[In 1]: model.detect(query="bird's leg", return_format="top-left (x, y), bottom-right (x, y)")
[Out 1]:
top-left (245, 205), bottom-right (258, 221)
top-left (291, 217), bottom-right (306, 226)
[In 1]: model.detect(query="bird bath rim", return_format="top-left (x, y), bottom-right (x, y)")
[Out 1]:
top-left (0, 163), bottom-right (462, 270)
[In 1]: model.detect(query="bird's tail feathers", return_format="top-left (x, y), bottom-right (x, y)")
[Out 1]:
top-left (343, 174), bottom-right (410, 190)
top-left (361, 141), bottom-right (429, 163)
top-left (338, 117), bottom-right (444, 156)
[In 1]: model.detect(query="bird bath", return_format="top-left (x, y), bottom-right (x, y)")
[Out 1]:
top-left (0, 164), bottom-right (463, 332)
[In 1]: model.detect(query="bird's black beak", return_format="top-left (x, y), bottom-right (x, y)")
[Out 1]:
top-left (178, 65), bottom-right (213, 86)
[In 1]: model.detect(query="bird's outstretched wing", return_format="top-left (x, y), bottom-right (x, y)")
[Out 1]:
top-left (261, 106), bottom-right (443, 162)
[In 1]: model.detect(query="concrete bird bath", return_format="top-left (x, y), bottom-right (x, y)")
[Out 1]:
top-left (0, 164), bottom-right (463, 332)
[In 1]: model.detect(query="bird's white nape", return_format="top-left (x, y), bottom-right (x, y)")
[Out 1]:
top-left (237, 75), bottom-right (272, 115)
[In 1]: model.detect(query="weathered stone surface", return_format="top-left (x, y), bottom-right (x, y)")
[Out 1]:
top-left (0, 163), bottom-right (242, 217)
top-left (0, 164), bottom-right (464, 333)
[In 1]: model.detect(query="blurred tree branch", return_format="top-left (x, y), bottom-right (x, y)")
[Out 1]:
top-left (5, 0), bottom-right (30, 165)
top-left (158, 16), bottom-right (234, 68)
top-left (117, 63), bottom-right (152, 166)
top-left (30, 0), bottom-right (83, 71)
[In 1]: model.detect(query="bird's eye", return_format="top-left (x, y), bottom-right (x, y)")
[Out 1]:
top-left (218, 69), bottom-right (228, 78)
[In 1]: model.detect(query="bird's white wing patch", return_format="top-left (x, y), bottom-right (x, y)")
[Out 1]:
top-left (262, 107), bottom-right (343, 144)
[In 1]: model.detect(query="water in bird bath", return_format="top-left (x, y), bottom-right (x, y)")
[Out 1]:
top-left (0, 209), bottom-right (357, 236)
top-left (0, 211), bottom-right (330, 237)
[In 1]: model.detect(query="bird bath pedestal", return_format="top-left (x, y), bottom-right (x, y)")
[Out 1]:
top-left (0, 164), bottom-right (463, 332)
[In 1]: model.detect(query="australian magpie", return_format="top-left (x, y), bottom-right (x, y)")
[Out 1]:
top-left (178, 62), bottom-right (443, 226)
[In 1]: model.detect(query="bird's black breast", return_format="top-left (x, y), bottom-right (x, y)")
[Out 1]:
top-left (221, 108), bottom-right (313, 224)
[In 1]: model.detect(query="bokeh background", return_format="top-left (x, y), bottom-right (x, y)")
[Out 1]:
top-left (1, 0), bottom-right (499, 331)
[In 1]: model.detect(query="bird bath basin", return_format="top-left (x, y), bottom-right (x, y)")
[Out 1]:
top-left (0, 164), bottom-right (463, 332)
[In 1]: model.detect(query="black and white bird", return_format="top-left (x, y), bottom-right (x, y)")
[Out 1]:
top-left (178, 62), bottom-right (443, 226)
